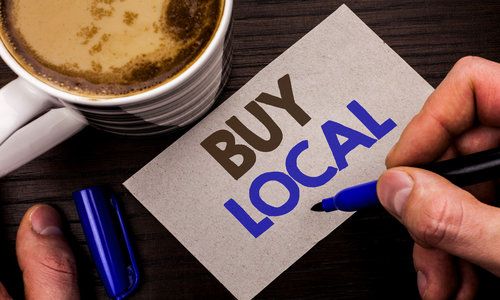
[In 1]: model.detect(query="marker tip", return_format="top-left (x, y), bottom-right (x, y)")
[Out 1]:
top-left (310, 202), bottom-right (324, 212)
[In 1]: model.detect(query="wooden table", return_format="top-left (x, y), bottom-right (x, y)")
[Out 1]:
top-left (1, 1), bottom-right (499, 299)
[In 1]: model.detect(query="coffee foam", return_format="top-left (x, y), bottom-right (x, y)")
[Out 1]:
top-left (0, 0), bottom-right (223, 98)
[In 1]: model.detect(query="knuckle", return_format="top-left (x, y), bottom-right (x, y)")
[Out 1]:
top-left (453, 56), bottom-right (482, 75)
top-left (412, 198), bottom-right (464, 247)
top-left (455, 55), bottom-right (480, 68)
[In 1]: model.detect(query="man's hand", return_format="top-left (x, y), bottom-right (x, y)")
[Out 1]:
top-left (377, 56), bottom-right (500, 299)
top-left (0, 205), bottom-right (79, 300)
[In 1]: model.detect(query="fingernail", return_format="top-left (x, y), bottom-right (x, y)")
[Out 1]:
top-left (417, 271), bottom-right (427, 298)
top-left (30, 205), bottom-right (63, 236)
top-left (379, 170), bottom-right (414, 218)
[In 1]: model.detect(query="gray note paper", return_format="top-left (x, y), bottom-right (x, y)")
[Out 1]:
top-left (124, 5), bottom-right (433, 299)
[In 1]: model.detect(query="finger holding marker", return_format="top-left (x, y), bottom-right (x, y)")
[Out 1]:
top-left (381, 56), bottom-right (500, 299)
top-left (378, 167), bottom-right (500, 276)
top-left (377, 168), bottom-right (494, 299)
top-left (415, 124), bottom-right (500, 204)
top-left (386, 56), bottom-right (500, 168)
top-left (453, 125), bottom-right (500, 202)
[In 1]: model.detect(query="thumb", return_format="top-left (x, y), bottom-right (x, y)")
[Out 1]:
top-left (377, 168), bottom-right (500, 276)
top-left (16, 205), bottom-right (79, 300)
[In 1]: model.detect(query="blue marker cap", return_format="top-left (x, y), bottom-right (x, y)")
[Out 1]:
top-left (72, 187), bottom-right (139, 300)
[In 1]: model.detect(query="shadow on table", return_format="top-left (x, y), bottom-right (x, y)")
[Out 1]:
top-left (0, 202), bottom-right (23, 298)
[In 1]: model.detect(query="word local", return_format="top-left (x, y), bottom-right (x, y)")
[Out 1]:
top-left (201, 75), bottom-right (397, 238)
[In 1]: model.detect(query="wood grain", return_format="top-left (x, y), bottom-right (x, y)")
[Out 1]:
top-left (1, 1), bottom-right (499, 299)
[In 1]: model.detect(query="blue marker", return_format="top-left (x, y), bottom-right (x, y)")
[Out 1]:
top-left (311, 147), bottom-right (500, 212)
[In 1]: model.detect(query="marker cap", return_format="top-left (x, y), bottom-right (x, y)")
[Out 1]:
top-left (73, 186), bottom-right (139, 300)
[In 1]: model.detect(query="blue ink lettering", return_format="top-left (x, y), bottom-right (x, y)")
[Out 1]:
top-left (286, 140), bottom-right (338, 187)
top-left (321, 121), bottom-right (377, 170)
top-left (225, 99), bottom-right (398, 238)
top-left (347, 100), bottom-right (397, 139)
top-left (250, 172), bottom-right (300, 216)
top-left (224, 199), bottom-right (274, 238)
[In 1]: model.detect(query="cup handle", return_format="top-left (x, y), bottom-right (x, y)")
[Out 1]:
top-left (0, 78), bottom-right (88, 178)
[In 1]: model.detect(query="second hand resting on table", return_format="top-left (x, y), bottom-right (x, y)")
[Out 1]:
top-left (0, 205), bottom-right (79, 300)
top-left (377, 56), bottom-right (500, 299)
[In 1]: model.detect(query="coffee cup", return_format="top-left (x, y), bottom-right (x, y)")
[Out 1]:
top-left (0, 0), bottom-right (233, 177)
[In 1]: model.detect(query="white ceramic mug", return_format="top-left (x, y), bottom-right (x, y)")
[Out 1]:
top-left (0, 1), bottom-right (233, 178)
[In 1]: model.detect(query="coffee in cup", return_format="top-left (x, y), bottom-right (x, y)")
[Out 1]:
top-left (0, 0), bottom-right (224, 98)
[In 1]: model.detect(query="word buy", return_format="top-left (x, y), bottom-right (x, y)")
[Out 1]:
top-left (201, 75), bottom-right (396, 238)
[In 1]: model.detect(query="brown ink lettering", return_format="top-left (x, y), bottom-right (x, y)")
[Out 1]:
top-left (226, 101), bottom-right (283, 152)
top-left (201, 130), bottom-right (257, 180)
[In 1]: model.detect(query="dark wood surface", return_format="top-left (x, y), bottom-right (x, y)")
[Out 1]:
top-left (1, 1), bottom-right (499, 299)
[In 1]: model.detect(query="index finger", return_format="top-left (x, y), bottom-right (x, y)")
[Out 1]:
top-left (387, 56), bottom-right (500, 167)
